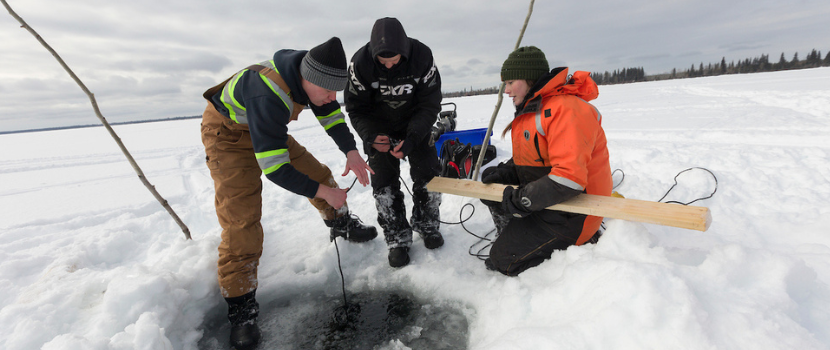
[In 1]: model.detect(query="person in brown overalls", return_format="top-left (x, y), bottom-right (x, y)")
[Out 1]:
top-left (200, 37), bottom-right (376, 350)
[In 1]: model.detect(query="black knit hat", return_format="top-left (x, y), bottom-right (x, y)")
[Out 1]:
top-left (500, 46), bottom-right (550, 82)
top-left (301, 37), bottom-right (348, 91)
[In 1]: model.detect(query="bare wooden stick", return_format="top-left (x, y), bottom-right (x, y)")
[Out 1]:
top-left (427, 177), bottom-right (712, 231)
top-left (471, 0), bottom-right (536, 180)
top-left (3, 0), bottom-right (192, 239)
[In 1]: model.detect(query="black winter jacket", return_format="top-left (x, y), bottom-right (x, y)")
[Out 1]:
top-left (344, 18), bottom-right (442, 156)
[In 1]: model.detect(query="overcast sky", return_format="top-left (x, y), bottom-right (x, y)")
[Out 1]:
top-left (2, 0), bottom-right (829, 132)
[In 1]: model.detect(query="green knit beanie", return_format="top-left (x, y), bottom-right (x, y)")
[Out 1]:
top-left (500, 46), bottom-right (550, 81)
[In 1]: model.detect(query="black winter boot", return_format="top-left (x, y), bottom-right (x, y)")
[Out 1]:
top-left (484, 258), bottom-right (497, 271)
top-left (226, 291), bottom-right (261, 350)
top-left (422, 231), bottom-right (444, 249)
top-left (327, 213), bottom-right (378, 242)
top-left (411, 182), bottom-right (443, 249)
top-left (388, 247), bottom-right (410, 268)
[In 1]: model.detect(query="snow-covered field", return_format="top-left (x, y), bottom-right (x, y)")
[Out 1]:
top-left (2, 67), bottom-right (829, 349)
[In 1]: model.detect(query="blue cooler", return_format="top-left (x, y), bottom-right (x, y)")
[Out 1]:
top-left (435, 128), bottom-right (491, 156)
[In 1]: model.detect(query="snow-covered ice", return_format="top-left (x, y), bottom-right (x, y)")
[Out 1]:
top-left (1, 67), bottom-right (829, 349)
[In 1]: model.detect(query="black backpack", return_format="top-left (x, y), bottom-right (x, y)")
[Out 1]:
top-left (439, 138), bottom-right (496, 179)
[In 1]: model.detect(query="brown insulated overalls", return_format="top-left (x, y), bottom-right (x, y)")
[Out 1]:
top-left (201, 65), bottom-right (347, 298)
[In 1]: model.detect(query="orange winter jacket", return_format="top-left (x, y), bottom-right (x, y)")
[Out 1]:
top-left (510, 68), bottom-right (612, 245)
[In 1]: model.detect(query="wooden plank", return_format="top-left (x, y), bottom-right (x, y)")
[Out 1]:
top-left (427, 177), bottom-right (712, 231)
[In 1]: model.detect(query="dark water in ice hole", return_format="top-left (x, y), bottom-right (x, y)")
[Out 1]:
top-left (197, 291), bottom-right (470, 349)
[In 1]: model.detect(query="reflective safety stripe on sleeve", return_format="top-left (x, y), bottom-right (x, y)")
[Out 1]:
top-left (548, 174), bottom-right (584, 191)
top-left (316, 108), bottom-right (346, 130)
top-left (256, 148), bottom-right (290, 174)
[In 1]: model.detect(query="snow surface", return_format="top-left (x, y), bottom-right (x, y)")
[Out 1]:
top-left (2, 67), bottom-right (830, 349)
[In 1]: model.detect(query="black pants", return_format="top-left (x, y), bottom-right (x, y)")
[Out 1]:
top-left (369, 142), bottom-right (441, 248)
top-left (487, 205), bottom-right (579, 276)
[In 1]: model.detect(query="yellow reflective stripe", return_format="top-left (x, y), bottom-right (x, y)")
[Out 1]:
top-left (258, 75), bottom-right (290, 111)
top-left (221, 72), bottom-right (247, 123)
top-left (265, 59), bottom-right (277, 70)
top-left (262, 162), bottom-right (288, 175)
top-left (317, 109), bottom-right (346, 130)
top-left (255, 148), bottom-right (287, 159)
top-left (323, 119), bottom-right (345, 130)
top-left (255, 148), bottom-right (290, 174)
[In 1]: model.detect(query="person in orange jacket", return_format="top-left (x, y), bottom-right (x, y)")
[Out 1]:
top-left (481, 46), bottom-right (612, 276)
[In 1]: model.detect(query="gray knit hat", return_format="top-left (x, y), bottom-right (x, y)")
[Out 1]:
top-left (300, 37), bottom-right (348, 91)
top-left (500, 46), bottom-right (550, 81)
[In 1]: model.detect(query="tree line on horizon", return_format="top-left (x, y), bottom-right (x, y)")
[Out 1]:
top-left (443, 48), bottom-right (830, 97)
top-left (595, 48), bottom-right (830, 85)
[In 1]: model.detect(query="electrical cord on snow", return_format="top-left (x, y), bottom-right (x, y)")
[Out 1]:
top-left (400, 178), bottom-right (496, 260)
top-left (612, 167), bottom-right (717, 205)
top-left (348, 163), bottom-right (717, 263)
top-left (612, 168), bottom-right (625, 190)
top-left (343, 154), bottom-right (497, 260)
top-left (656, 167), bottom-right (718, 205)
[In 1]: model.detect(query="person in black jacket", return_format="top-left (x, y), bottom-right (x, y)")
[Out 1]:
top-left (345, 17), bottom-right (444, 267)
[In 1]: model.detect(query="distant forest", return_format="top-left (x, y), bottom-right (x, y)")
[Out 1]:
top-left (442, 48), bottom-right (830, 97)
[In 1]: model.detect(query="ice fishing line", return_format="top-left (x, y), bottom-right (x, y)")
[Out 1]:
top-left (331, 235), bottom-right (360, 328)
top-left (332, 238), bottom-right (348, 304)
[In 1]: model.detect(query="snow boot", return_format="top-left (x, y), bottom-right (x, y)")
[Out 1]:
top-left (411, 183), bottom-right (443, 249)
top-left (421, 230), bottom-right (444, 249)
top-left (226, 291), bottom-right (261, 350)
top-left (388, 247), bottom-right (410, 268)
top-left (484, 258), bottom-right (496, 271)
top-left (327, 213), bottom-right (378, 242)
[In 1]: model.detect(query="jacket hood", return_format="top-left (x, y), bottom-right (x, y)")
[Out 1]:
top-left (369, 17), bottom-right (411, 60)
top-left (273, 49), bottom-right (310, 105)
top-left (519, 67), bottom-right (599, 111)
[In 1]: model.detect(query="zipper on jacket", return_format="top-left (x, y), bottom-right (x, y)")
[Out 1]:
top-left (533, 134), bottom-right (544, 163)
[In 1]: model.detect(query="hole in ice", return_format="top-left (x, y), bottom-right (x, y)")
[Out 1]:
top-left (197, 290), bottom-right (470, 349)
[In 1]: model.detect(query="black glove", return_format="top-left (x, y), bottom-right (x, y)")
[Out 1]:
top-left (480, 197), bottom-right (500, 208)
top-left (481, 162), bottom-right (519, 207)
top-left (481, 165), bottom-right (519, 185)
top-left (480, 167), bottom-right (505, 207)
top-left (501, 186), bottom-right (532, 218)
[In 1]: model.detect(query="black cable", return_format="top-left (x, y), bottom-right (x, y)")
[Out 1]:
top-left (400, 178), bottom-right (496, 259)
top-left (345, 176), bottom-right (358, 193)
top-left (350, 152), bottom-right (496, 259)
top-left (333, 238), bottom-right (348, 306)
top-left (612, 168), bottom-right (624, 190)
top-left (343, 156), bottom-right (370, 193)
top-left (657, 167), bottom-right (718, 205)
top-left (468, 226), bottom-right (496, 261)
